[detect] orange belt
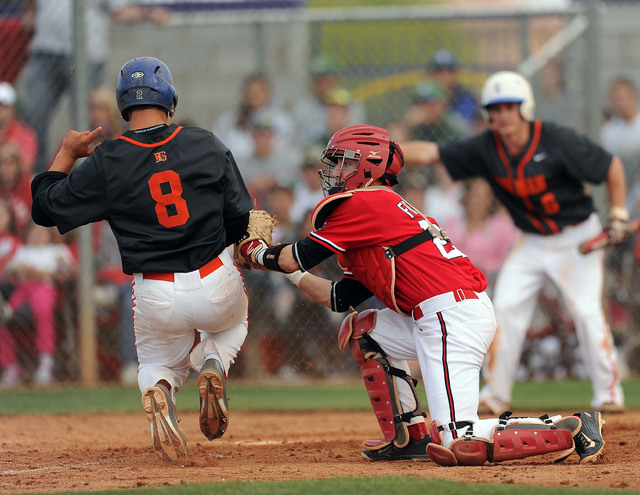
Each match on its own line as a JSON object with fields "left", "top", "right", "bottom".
{"left": 143, "top": 257, "right": 223, "bottom": 282}
{"left": 412, "top": 289, "right": 479, "bottom": 320}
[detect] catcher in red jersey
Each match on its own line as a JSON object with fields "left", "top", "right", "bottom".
{"left": 31, "top": 57, "right": 255, "bottom": 462}
{"left": 401, "top": 71, "right": 628, "bottom": 416}
{"left": 239, "top": 124, "right": 605, "bottom": 466}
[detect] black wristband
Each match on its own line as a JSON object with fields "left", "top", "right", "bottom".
{"left": 263, "top": 244, "right": 289, "bottom": 272}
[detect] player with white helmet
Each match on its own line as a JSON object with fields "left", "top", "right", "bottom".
{"left": 402, "top": 70, "right": 628, "bottom": 415}
{"left": 480, "top": 70, "right": 535, "bottom": 121}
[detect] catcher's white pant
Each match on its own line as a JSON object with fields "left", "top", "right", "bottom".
{"left": 370, "top": 291, "right": 496, "bottom": 448}
{"left": 481, "top": 213, "right": 624, "bottom": 410}
{"left": 131, "top": 248, "right": 248, "bottom": 393}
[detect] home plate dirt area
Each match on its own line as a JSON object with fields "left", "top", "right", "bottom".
{"left": 1, "top": 410, "right": 638, "bottom": 493}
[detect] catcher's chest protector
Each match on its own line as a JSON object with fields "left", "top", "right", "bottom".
{"left": 338, "top": 248, "right": 406, "bottom": 315}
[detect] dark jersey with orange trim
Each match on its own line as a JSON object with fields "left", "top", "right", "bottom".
{"left": 438, "top": 120, "right": 612, "bottom": 235}
{"left": 31, "top": 124, "right": 254, "bottom": 274}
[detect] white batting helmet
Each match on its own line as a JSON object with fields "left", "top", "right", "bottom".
{"left": 481, "top": 71, "right": 535, "bottom": 122}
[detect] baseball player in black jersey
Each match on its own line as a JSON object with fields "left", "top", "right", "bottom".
{"left": 31, "top": 57, "right": 255, "bottom": 461}
{"left": 402, "top": 71, "right": 628, "bottom": 415}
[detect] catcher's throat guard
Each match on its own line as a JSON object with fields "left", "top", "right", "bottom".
{"left": 338, "top": 310, "right": 423, "bottom": 447}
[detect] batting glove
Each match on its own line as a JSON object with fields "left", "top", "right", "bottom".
{"left": 240, "top": 239, "right": 269, "bottom": 265}
{"left": 607, "top": 206, "right": 630, "bottom": 246}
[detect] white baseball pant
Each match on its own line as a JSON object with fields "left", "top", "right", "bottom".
{"left": 481, "top": 213, "right": 624, "bottom": 410}
{"left": 369, "top": 290, "right": 496, "bottom": 448}
{"left": 131, "top": 248, "right": 248, "bottom": 393}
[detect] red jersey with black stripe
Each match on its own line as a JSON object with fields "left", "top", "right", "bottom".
{"left": 309, "top": 187, "right": 487, "bottom": 313}
{"left": 31, "top": 124, "right": 254, "bottom": 274}
{"left": 439, "top": 120, "right": 612, "bottom": 235}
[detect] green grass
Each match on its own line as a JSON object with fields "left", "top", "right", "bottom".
{"left": 17, "top": 476, "right": 640, "bottom": 495}
{"left": 1, "top": 378, "right": 638, "bottom": 416}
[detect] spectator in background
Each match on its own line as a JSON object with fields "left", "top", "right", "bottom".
{"left": 600, "top": 77, "right": 640, "bottom": 217}
{"left": 309, "top": 87, "right": 357, "bottom": 148}
{"left": 599, "top": 77, "right": 640, "bottom": 342}
{"left": 426, "top": 49, "right": 479, "bottom": 125}
{"left": 234, "top": 110, "right": 301, "bottom": 207}
{"left": 535, "top": 62, "right": 579, "bottom": 129}
{"left": 444, "top": 178, "right": 516, "bottom": 294}
{"left": 0, "top": 222, "right": 75, "bottom": 387}
{"left": 0, "top": 197, "right": 21, "bottom": 296}
{"left": 83, "top": 86, "right": 135, "bottom": 384}
{"left": 291, "top": 53, "right": 365, "bottom": 146}
{"left": 88, "top": 86, "right": 126, "bottom": 142}
{"left": 290, "top": 145, "right": 325, "bottom": 225}
{"left": 0, "top": 1, "right": 33, "bottom": 84}
{"left": 214, "top": 74, "right": 294, "bottom": 166}
{"left": 0, "top": 82, "right": 37, "bottom": 172}
{"left": 399, "top": 80, "right": 472, "bottom": 143}
{"left": 0, "top": 142, "right": 32, "bottom": 237}
{"left": 397, "top": 165, "right": 464, "bottom": 234}
{"left": 46, "top": 86, "right": 126, "bottom": 169}
{"left": 20, "top": 0, "right": 171, "bottom": 173}
{"left": 94, "top": 221, "right": 137, "bottom": 384}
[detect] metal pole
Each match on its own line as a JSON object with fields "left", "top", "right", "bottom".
{"left": 72, "top": 0, "right": 97, "bottom": 386}
{"left": 584, "top": 0, "right": 601, "bottom": 141}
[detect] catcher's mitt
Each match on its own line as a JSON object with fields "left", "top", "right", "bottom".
{"left": 234, "top": 209, "right": 278, "bottom": 269}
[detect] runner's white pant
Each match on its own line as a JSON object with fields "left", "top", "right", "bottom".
{"left": 132, "top": 249, "right": 248, "bottom": 394}
{"left": 481, "top": 213, "right": 624, "bottom": 409}
{"left": 370, "top": 291, "right": 496, "bottom": 447}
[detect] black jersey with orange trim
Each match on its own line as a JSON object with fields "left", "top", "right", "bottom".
{"left": 438, "top": 120, "right": 612, "bottom": 235}
{"left": 31, "top": 124, "right": 254, "bottom": 274}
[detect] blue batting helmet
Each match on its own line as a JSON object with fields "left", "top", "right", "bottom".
{"left": 116, "top": 57, "right": 178, "bottom": 122}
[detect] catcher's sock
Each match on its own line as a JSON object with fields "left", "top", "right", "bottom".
{"left": 408, "top": 421, "right": 428, "bottom": 441}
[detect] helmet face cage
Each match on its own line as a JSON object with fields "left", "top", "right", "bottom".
{"left": 480, "top": 71, "right": 535, "bottom": 122}
{"left": 318, "top": 125, "right": 401, "bottom": 197}
{"left": 116, "top": 57, "right": 178, "bottom": 122}
{"left": 319, "top": 147, "right": 360, "bottom": 197}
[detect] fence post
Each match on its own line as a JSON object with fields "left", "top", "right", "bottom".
{"left": 72, "top": 0, "right": 98, "bottom": 386}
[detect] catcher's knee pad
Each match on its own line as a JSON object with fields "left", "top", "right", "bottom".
{"left": 338, "top": 310, "right": 423, "bottom": 447}
{"left": 442, "top": 412, "right": 575, "bottom": 466}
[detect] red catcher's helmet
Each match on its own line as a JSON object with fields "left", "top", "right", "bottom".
{"left": 319, "top": 125, "right": 404, "bottom": 196}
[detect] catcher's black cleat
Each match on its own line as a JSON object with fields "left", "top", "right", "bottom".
{"left": 361, "top": 436, "right": 431, "bottom": 461}
{"left": 573, "top": 411, "right": 605, "bottom": 464}
{"left": 142, "top": 383, "right": 188, "bottom": 462}
{"left": 198, "top": 358, "right": 229, "bottom": 441}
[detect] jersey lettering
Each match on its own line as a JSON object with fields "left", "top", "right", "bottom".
{"left": 148, "top": 170, "right": 190, "bottom": 228}
{"left": 396, "top": 200, "right": 419, "bottom": 219}
{"left": 433, "top": 237, "right": 466, "bottom": 260}
{"left": 418, "top": 218, "right": 466, "bottom": 260}
{"left": 541, "top": 192, "right": 560, "bottom": 215}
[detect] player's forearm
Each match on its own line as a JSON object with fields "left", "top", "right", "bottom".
{"left": 606, "top": 156, "right": 628, "bottom": 212}
{"left": 284, "top": 271, "right": 333, "bottom": 308}
{"left": 276, "top": 245, "right": 300, "bottom": 272}
{"left": 399, "top": 141, "right": 441, "bottom": 166}
{"left": 49, "top": 148, "right": 77, "bottom": 174}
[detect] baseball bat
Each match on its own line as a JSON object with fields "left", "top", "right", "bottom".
{"left": 578, "top": 218, "right": 640, "bottom": 254}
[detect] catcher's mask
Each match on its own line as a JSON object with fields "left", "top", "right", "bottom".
{"left": 319, "top": 125, "right": 404, "bottom": 197}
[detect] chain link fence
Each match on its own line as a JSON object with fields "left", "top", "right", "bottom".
{"left": 1, "top": 0, "right": 639, "bottom": 386}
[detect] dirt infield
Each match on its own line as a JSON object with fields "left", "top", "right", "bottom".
{"left": 1, "top": 409, "right": 639, "bottom": 493}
